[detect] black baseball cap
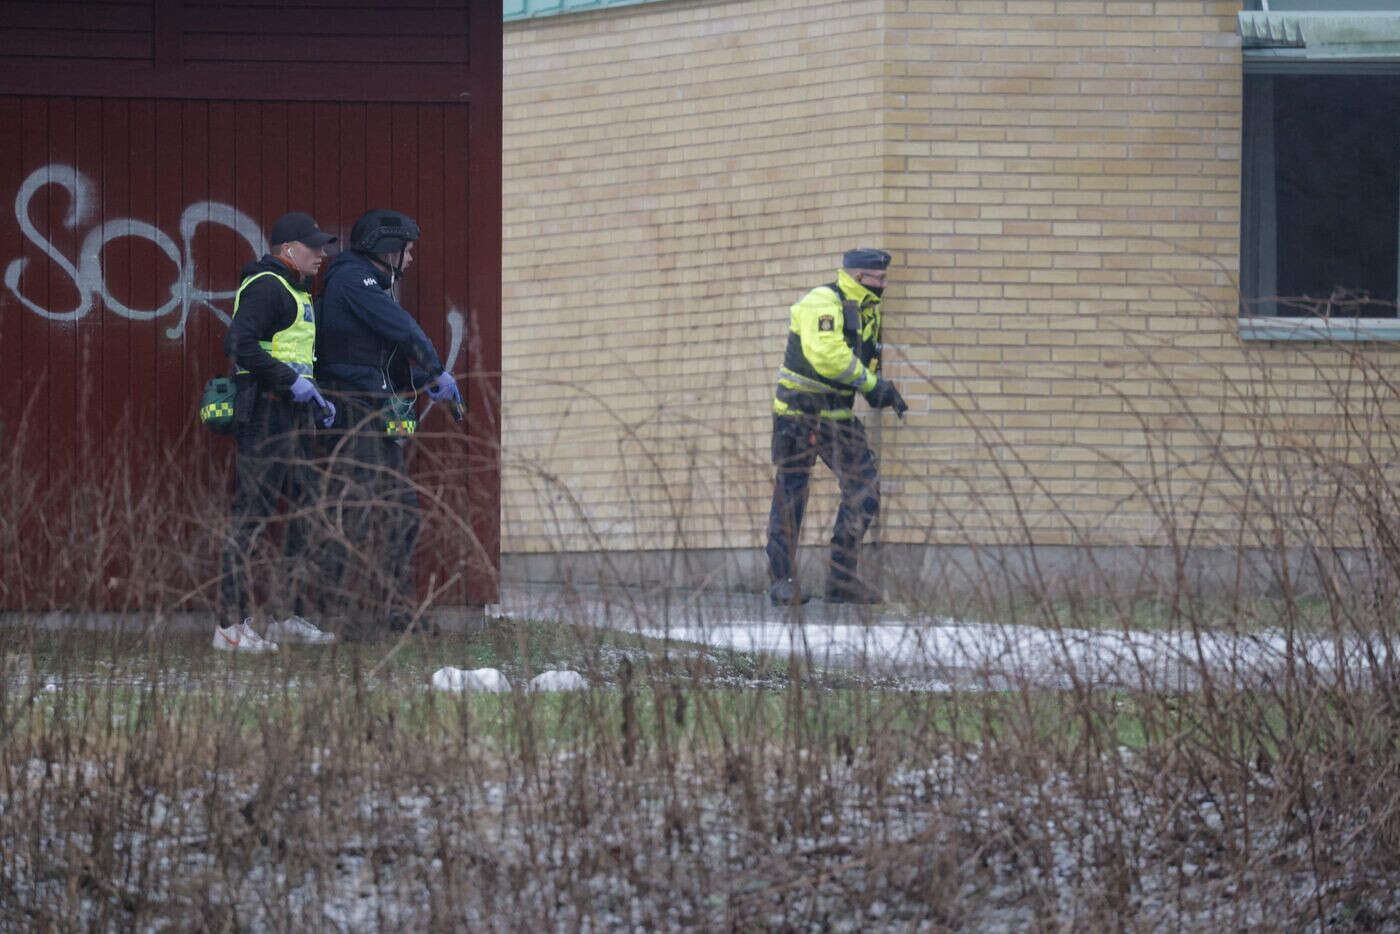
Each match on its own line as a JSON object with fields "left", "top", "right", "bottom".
{"left": 268, "top": 212, "right": 337, "bottom": 248}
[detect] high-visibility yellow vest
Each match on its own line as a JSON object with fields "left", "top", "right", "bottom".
{"left": 231, "top": 271, "right": 316, "bottom": 376}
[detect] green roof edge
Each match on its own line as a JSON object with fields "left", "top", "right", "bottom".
{"left": 505, "top": 0, "right": 662, "bottom": 23}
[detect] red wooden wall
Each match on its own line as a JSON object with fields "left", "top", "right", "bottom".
{"left": 0, "top": 2, "right": 502, "bottom": 610}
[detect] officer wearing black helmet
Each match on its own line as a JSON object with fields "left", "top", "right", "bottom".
{"left": 765, "top": 248, "right": 908, "bottom": 607}
{"left": 313, "top": 209, "right": 462, "bottom": 637}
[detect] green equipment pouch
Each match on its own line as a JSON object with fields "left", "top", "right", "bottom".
{"left": 384, "top": 394, "right": 417, "bottom": 438}
{"left": 198, "top": 376, "right": 237, "bottom": 434}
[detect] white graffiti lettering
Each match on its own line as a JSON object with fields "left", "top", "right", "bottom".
{"left": 4, "top": 163, "right": 265, "bottom": 339}
{"left": 4, "top": 164, "right": 95, "bottom": 322}
{"left": 4, "top": 163, "right": 468, "bottom": 382}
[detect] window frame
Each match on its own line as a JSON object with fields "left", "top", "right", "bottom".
{"left": 1239, "top": 58, "right": 1400, "bottom": 342}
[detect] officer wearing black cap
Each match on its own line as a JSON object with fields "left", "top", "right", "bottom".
{"left": 216, "top": 212, "right": 339, "bottom": 651}
{"left": 312, "top": 209, "right": 462, "bottom": 637}
{"left": 766, "top": 248, "right": 908, "bottom": 606}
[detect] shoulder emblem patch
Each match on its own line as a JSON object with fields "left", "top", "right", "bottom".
{"left": 363, "top": 277, "right": 378, "bottom": 287}
{"left": 818, "top": 315, "right": 835, "bottom": 332}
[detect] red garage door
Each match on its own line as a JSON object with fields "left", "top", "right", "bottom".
{"left": 0, "top": 4, "right": 502, "bottom": 612}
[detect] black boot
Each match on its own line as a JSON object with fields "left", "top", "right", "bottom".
{"left": 769, "top": 577, "right": 811, "bottom": 606}
{"left": 824, "top": 577, "right": 883, "bottom": 604}
{"left": 825, "top": 551, "right": 883, "bottom": 604}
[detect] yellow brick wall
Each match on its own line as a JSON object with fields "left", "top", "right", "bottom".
{"left": 503, "top": 0, "right": 891, "bottom": 555}
{"left": 878, "top": 0, "right": 1248, "bottom": 552}
{"left": 501, "top": 0, "right": 1400, "bottom": 562}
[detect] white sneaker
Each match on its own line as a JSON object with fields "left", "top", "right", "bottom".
{"left": 213, "top": 619, "right": 279, "bottom": 654}
{"left": 265, "top": 615, "right": 336, "bottom": 645}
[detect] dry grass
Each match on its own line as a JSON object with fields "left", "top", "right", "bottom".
{"left": 3, "top": 346, "right": 1400, "bottom": 931}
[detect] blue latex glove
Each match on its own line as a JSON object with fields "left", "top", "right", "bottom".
{"left": 289, "top": 375, "right": 323, "bottom": 404}
{"left": 289, "top": 375, "right": 335, "bottom": 427}
{"left": 426, "top": 370, "right": 462, "bottom": 405}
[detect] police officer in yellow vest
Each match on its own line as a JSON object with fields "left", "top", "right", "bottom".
{"left": 766, "top": 248, "right": 908, "bottom": 607}
{"left": 215, "top": 212, "right": 339, "bottom": 653}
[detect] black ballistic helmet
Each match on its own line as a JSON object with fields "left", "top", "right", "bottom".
{"left": 350, "top": 209, "right": 421, "bottom": 256}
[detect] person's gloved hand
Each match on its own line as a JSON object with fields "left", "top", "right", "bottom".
{"left": 289, "top": 375, "right": 336, "bottom": 427}
{"left": 864, "top": 378, "right": 908, "bottom": 417}
{"left": 426, "top": 370, "right": 462, "bottom": 405}
{"left": 290, "top": 375, "right": 328, "bottom": 406}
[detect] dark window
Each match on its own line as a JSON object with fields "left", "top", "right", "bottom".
{"left": 1241, "top": 72, "right": 1400, "bottom": 318}
{"left": 1243, "top": 0, "right": 1400, "bottom": 9}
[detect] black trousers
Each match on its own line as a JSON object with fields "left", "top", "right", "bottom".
{"left": 219, "top": 391, "right": 319, "bottom": 623}
{"left": 764, "top": 413, "right": 880, "bottom": 585}
{"left": 308, "top": 386, "right": 421, "bottom": 626}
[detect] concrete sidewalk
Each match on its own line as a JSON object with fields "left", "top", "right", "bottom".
{"left": 0, "top": 581, "right": 902, "bottom": 636}
{"left": 492, "top": 580, "right": 905, "bottom": 629}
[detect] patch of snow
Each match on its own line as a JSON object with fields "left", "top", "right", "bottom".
{"left": 637, "top": 618, "right": 1383, "bottom": 692}
{"left": 529, "top": 669, "right": 589, "bottom": 692}
{"left": 430, "top": 666, "right": 509, "bottom": 692}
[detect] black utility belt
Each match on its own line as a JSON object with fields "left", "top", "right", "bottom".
{"left": 776, "top": 384, "right": 853, "bottom": 414}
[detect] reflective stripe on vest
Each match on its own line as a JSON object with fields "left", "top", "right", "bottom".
{"left": 232, "top": 271, "right": 316, "bottom": 377}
